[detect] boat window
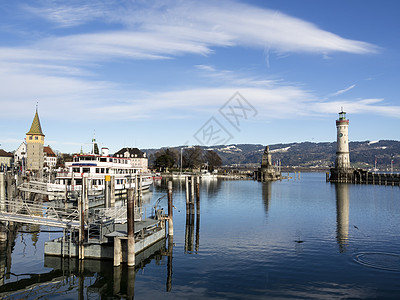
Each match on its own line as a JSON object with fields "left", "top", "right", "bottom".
{"left": 100, "top": 158, "right": 107, "bottom": 162}
{"left": 72, "top": 168, "right": 80, "bottom": 173}
{"left": 82, "top": 168, "right": 90, "bottom": 173}
{"left": 96, "top": 168, "right": 100, "bottom": 173}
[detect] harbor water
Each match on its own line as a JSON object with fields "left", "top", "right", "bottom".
{"left": 1, "top": 172, "right": 400, "bottom": 299}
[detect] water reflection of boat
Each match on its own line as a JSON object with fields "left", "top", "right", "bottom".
{"left": 200, "top": 170, "right": 217, "bottom": 179}
{"left": 152, "top": 173, "right": 162, "bottom": 180}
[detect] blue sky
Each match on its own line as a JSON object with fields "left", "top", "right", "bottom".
{"left": 1, "top": 0, "right": 399, "bottom": 154}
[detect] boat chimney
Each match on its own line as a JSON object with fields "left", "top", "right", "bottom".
{"left": 101, "top": 147, "right": 109, "bottom": 156}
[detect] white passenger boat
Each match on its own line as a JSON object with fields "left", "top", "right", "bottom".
{"left": 50, "top": 147, "right": 152, "bottom": 193}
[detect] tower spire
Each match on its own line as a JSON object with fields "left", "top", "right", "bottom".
{"left": 27, "top": 106, "right": 44, "bottom": 136}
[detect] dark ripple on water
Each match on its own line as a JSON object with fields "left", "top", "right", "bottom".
{"left": 354, "top": 252, "right": 400, "bottom": 272}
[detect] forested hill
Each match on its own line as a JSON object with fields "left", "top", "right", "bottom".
{"left": 144, "top": 140, "right": 400, "bottom": 170}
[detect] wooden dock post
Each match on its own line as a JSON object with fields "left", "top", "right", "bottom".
{"left": 110, "top": 175, "right": 115, "bottom": 207}
{"left": 139, "top": 174, "right": 143, "bottom": 202}
{"left": 64, "top": 179, "right": 68, "bottom": 209}
{"left": 196, "top": 176, "right": 200, "bottom": 215}
{"left": 127, "top": 188, "right": 135, "bottom": 267}
{"left": 114, "top": 237, "right": 122, "bottom": 267}
{"left": 78, "top": 190, "right": 85, "bottom": 260}
{"left": 166, "top": 235, "right": 173, "bottom": 292}
{"left": 0, "top": 173, "right": 5, "bottom": 211}
{"left": 105, "top": 175, "right": 111, "bottom": 208}
{"left": 83, "top": 177, "right": 89, "bottom": 216}
{"left": 135, "top": 175, "right": 139, "bottom": 204}
{"left": 190, "top": 176, "right": 195, "bottom": 215}
{"left": 185, "top": 176, "right": 189, "bottom": 215}
{"left": 168, "top": 181, "right": 174, "bottom": 236}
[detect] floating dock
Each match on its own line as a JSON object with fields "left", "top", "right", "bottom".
{"left": 44, "top": 217, "right": 166, "bottom": 261}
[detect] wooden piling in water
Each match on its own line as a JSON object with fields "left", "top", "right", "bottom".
{"left": 114, "top": 237, "right": 121, "bottom": 267}
{"left": 127, "top": 188, "right": 135, "bottom": 267}
{"left": 105, "top": 175, "right": 111, "bottom": 208}
{"left": 0, "top": 173, "right": 5, "bottom": 211}
{"left": 83, "top": 177, "right": 89, "bottom": 216}
{"left": 110, "top": 175, "right": 115, "bottom": 207}
{"left": 196, "top": 176, "right": 200, "bottom": 215}
{"left": 168, "top": 181, "right": 174, "bottom": 236}
{"left": 79, "top": 190, "right": 85, "bottom": 260}
{"left": 139, "top": 174, "right": 143, "bottom": 202}
{"left": 185, "top": 176, "right": 189, "bottom": 215}
{"left": 167, "top": 236, "right": 173, "bottom": 292}
{"left": 190, "top": 177, "right": 195, "bottom": 206}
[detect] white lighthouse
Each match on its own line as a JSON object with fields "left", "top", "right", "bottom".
{"left": 335, "top": 109, "right": 350, "bottom": 169}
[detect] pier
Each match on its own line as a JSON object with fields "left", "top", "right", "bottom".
{"left": 0, "top": 171, "right": 169, "bottom": 266}
{"left": 328, "top": 169, "right": 400, "bottom": 186}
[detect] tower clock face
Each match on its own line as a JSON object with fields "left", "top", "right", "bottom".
{"left": 339, "top": 133, "right": 343, "bottom": 137}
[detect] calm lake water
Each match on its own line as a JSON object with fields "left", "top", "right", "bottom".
{"left": 1, "top": 172, "right": 400, "bottom": 299}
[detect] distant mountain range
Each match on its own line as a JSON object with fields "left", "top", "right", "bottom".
{"left": 144, "top": 140, "right": 400, "bottom": 170}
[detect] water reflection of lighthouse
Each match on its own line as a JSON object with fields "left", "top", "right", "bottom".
{"left": 335, "top": 183, "right": 350, "bottom": 253}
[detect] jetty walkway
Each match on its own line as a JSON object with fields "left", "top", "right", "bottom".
{"left": 0, "top": 199, "right": 80, "bottom": 228}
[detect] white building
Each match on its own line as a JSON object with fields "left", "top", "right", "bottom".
{"left": 14, "top": 142, "right": 27, "bottom": 167}
{"left": 44, "top": 146, "right": 57, "bottom": 169}
{"left": 113, "top": 147, "right": 148, "bottom": 172}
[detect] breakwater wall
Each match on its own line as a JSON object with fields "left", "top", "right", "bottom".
{"left": 328, "top": 168, "right": 400, "bottom": 186}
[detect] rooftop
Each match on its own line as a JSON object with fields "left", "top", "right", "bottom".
{"left": 27, "top": 110, "right": 45, "bottom": 136}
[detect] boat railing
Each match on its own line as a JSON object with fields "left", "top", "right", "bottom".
{"left": 56, "top": 171, "right": 73, "bottom": 177}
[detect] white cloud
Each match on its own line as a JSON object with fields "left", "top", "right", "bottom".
{"left": 313, "top": 98, "right": 400, "bottom": 118}
{"left": 330, "top": 84, "right": 356, "bottom": 97}
{"left": 16, "top": 0, "right": 377, "bottom": 68}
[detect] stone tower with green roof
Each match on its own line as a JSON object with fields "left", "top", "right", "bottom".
{"left": 26, "top": 108, "right": 45, "bottom": 173}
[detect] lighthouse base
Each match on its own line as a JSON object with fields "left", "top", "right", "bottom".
{"left": 329, "top": 168, "right": 354, "bottom": 183}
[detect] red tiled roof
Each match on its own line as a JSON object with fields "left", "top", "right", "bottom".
{"left": 0, "top": 149, "right": 13, "bottom": 157}
{"left": 44, "top": 146, "right": 56, "bottom": 157}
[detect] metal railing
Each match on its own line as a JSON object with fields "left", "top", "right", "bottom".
{"left": 91, "top": 206, "right": 143, "bottom": 224}
{"left": 0, "top": 199, "right": 80, "bottom": 228}
{"left": 18, "top": 181, "right": 65, "bottom": 194}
